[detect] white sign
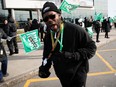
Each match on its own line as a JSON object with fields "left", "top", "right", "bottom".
{"left": 66, "top": 0, "right": 94, "bottom": 7}
{"left": 3, "top": 0, "right": 54, "bottom": 9}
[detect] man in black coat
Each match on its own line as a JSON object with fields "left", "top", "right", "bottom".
{"left": 94, "top": 20, "right": 100, "bottom": 42}
{"left": 38, "top": 2, "right": 97, "bottom": 87}
{"left": 7, "top": 14, "right": 19, "bottom": 55}
{"left": 102, "top": 17, "right": 110, "bottom": 38}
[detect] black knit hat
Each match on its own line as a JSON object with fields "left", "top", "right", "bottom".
{"left": 41, "top": 2, "right": 61, "bottom": 16}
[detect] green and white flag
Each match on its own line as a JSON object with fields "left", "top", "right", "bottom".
{"left": 94, "top": 12, "right": 103, "bottom": 21}
{"left": 113, "top": 16, "right": 116, "bottom": 22}
{"left": 19, "top": 29, "right": 41, "bottom": 53}
{"left": 86, "top": 27, "right": 93, "bottom": 38}
{"left": 59, "top": 0, "right": 80, "bottom": 14}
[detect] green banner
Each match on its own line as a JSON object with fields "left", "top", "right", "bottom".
{"left": 94, "top": 12, "right": 103, "bottom": 21}
{"left": 19, "top": 29, "right": 41, "bottom": 53}
{"left": 87, "top": 27, "right": 93, "bottom": 38}
{"left": 113, "top": 16, "right": 116, "bottom": 22}
{"left": 59, "top": 0, "right": 80, "bottom": 14}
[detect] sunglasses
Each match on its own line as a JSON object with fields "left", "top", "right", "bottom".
{"left": 43, "top": 14, "right": 56, "bottom": 22}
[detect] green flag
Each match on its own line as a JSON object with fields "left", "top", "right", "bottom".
{"left": 86, "top": 27, "right": 93, "bottom": 38}
{"left": 19, "top": 29, "right": 41, "bottom": 53}
{"left": 109, "top": 18, "right": 114, "bottom": 23}
{"left": 113, "top": 16, "right": 116, "bottom": 22}
{"left": 94, "top": 12, "right": 103, "bottom": 21}
{"left": 59, "top": 0, "right": 80, "bottom": 14}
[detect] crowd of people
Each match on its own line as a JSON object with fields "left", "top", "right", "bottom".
{"left": 24, "top": 14, "right": 113, "bottom": 44}
{"left": 75, "top": 16, "right": 112, "bottom": 43}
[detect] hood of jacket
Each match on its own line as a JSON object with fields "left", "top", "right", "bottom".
{"left": 8, "top": 17, "right": 14, "bottom": 23}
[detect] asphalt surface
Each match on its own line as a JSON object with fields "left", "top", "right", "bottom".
{"left": 0, "top": 28, "right": 116, "bottom": 87}
{"left": 13, "top": 39, "right": 116, "bottom": 87}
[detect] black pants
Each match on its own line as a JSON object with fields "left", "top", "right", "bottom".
{"left": 105, "top": 32, "right": 109, "bottom": 38}
{"left": 40, "top": 32, "right": 43, "bottom": 41}
{"left": 7, "top": 37, "right": 18, "bottom": 54}
{"left": 1, "top": 56, "right": 8, "bottom": 75}
{"left": 96, "top": 32, "right": 100, "bottom": 41}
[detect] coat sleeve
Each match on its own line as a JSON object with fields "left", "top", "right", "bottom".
{"left": 74, "top": 26, "right": 97, "bottom": 60}
{"left": 0, "top": 28, "right": 7, "bottom": 39}
{"left": 41, "top": 31, "right": 52, "bottom": 69}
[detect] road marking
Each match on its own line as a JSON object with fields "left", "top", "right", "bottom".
{"left": 24, "top": 77, "right": 58, "bottom": 87}
{"left": 24, "top": 70, "right": 116, "bottom": 87}
{"left": 96, "top": 51, "right": 116, "bottom": 72}
{"left": 24, "top": 50, "right": 116, "bottom": 87}
{"left": 97, "top": 49, "right": 116, "bottom": 52}
{"left": 88, "top": 71, "right": 116, "bottom": 76}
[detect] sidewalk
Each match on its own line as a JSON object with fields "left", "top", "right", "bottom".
{"left": 0, "top": 28, "right": 116, "bottom": 87}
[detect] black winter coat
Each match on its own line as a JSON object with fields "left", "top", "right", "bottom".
{"left": 94, "top": 21, "right": 100, "bottom": 33}
{"left": 7, "top": 17, "right": 17, "bottom": 37}
{"left": 42, "top": 22, "right": 97, "bottom": 86}
{"left": 3, "top": 24, "right": 9, "bottom": 35}
{"left": 102, "top": 19, "right": 110, "bottom": 32}
{"left": 0, "top": 28, "right": 7, "bottom": 61}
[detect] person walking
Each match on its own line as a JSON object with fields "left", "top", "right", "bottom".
{"left": 24, "top": 18, "right": 32, "bottom": 32}
{"left": 94, "top": 20, "right": 101, "bottom": 42}
{"left": 2, "top": 19, "right": 9, "bottom": 35}
{"left": 7, "top": 14, "right": 19, "bottom": 55}
{"left": 102, "top": 17, "right": 110, "bottom": 38}
{"left": 29, "top": 19, "right": 40, "bottom": 36}
{"left": 2, "top": 19, "right": 9, "bottom": 48}
{"left": 0, "top": 28, "right": 9, "bottom": 82}
{"left": 39, "top": 19, "right": 46, "bottom": 42}
{"left": 38, "top": 2, "right": 97, "bottom": 87}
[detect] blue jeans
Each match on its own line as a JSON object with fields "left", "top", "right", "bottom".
{"left": 0, "top": 71, "right": 3, "bottom": 80}
{"left": 0, "top": 56, "right": 8, "bottom": 77}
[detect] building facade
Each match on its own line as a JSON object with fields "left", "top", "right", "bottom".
{"left": 0, "top": 0, "right": 108, "bottom": 23}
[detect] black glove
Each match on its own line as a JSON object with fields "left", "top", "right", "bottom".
{"left": 54, "top": 52, "right": 73, "bottom": 58}
{"left": 63, "top": 51, "right": 73, "bottom": 59}
{"left": 53, "top": 51, "right": 80, "bottom": 61}
{"left": 63, "top": 51, "right": 80, "bottom": 61}
{"left": 38, "top": 65, "right": 51, "bottom": 78}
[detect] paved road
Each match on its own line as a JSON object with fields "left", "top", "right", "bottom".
{"left": 12, "top": 40, "right": 116, "bottom": 87}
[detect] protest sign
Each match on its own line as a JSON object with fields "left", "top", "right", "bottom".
{"left": 20, "top": 29, "right": 41, "bottom": 53}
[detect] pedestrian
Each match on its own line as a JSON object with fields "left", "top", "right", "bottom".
{"left": 2, "top": 19, "right": 9, "bottom": 35}
{"left": 29, "top": 19, "right": 40, "bottom": 36}
{"left": 24, "top": 18, "right": 32, "bottom": 32}
{"left": 94, "top": 20, "right": 100, "bottom": 42}
{"left": 38, "top": 2, "right": 97, "bottom": 87}
{"left": 39, "top": 19, "right": 46, "bottom": 42}
{"left": 78, "top": 18, "right": 85, "bottom": 28}
{"left": 75, "top": 18, "right": 80, "bottom": 25}
{"left": 7, "top": 14, "right": 19, "bottom": 55}
{"left": 102, "top": 17, "right": 110, "bottom": 38}
{"left": 2, "top": 19, "right": 10, "bottom": 48}
{"left": 29, "top": 19, "right": 39, "bottom": 31}
{"left": 0, "top": 28, "right": 9, "bottom": 82}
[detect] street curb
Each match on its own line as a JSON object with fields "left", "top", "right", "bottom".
{"left": 0, "top": 69, "right": 38, "bottom": 87}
